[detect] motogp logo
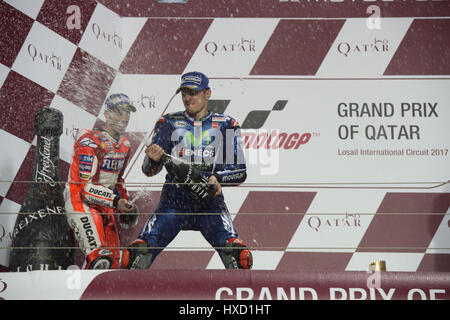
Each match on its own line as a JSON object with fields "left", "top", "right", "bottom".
{"left": 208, "top": 99, "right": 313, "bottom": 150}
{"left": 209, "top": 99, "right": 288, "bottom": 130}
{"left": 242, "top": 130, "right": 311, "bottom": 150}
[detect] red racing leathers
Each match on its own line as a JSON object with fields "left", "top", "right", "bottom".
{"left": 65, "top": 129, "right": 131, "bottom": 269}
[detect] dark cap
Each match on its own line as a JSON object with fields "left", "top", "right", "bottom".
{"left": 105, "top": 93, "right": 137, "bottom": 113}
{"left": 176, "top": 71, "right": 210, "bottom": 94}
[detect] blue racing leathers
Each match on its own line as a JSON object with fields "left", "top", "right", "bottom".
{"left": 138, "top": 111, "right": 248, "bottom": 268}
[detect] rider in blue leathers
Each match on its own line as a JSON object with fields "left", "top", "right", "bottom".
{"left": 127, "top": 72, "right": 253, "bottom": 270}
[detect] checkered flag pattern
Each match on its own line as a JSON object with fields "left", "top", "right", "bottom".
{"left": 0, "top": 0, "right": 449, "bottom": 272}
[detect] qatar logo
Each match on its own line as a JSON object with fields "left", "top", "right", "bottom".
{"left": 27, "top": 43, "right": 62, "bottom": 71}
{"left": 64, "top": 124, "right": 80, "bottom": 141}
{"left": 307, "top": 214, "right": 361, "bottom": 233}
{"left": 337, "top": 38, "right": 389, "bottom": 58}
{"left": 91, "top": 23, "right": 123, "bottom": 50}
{"left": 204, "top": 38, "right": 256, "bottom": 57}
{"left": 133, "top": 94, "right": 156, "bottom": 109}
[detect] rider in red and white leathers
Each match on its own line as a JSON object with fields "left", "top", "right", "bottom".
{"left": 65, "top": 93, "right": 138, "bottom": 269}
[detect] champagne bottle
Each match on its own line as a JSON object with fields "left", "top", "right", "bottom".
{"left": 160, "top": 153, "right": 217, "bottom": 201}
{"left": 8, "top": 107, "right": 75, "bottom": 272}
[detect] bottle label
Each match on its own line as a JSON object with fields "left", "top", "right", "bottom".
{"left": 35, "top": 136, "right": 56, "bottom": 187}
{"left": 12, "top": 206, "right": 64, "bottom": 238}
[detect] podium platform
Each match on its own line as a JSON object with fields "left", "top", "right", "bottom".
{"left": 0, "top": 269, "right": 448, "bottom": 300}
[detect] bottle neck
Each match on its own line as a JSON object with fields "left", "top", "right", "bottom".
{"left": 34, "top": 135, "right": 60, "bottom": 187}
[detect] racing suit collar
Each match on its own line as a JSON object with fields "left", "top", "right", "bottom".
{"left": 184, "top": 111, "right": 213, "bottom": 123}
{"left": 100, "top": 129, "right": 120, "bottom": 145}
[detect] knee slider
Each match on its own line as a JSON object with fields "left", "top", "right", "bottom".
{"left": 223, "top": 238, "right": 253, "bottom": 269}
{"left": 127, "top": 239, "right": 153, "bottom": 270}
{"left": 86, "top": 249, "right": 113, "bottom": 269}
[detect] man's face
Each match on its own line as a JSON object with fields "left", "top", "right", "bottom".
{"left": 181, "top": 88, "right": 210, "bottom": 116}
{"left": 105, "top": 109, "right": 130, "bottom": 135}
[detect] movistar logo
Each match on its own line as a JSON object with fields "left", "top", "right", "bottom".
{"left": 183, "top": 130, "right": 211, "bottom": 147}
